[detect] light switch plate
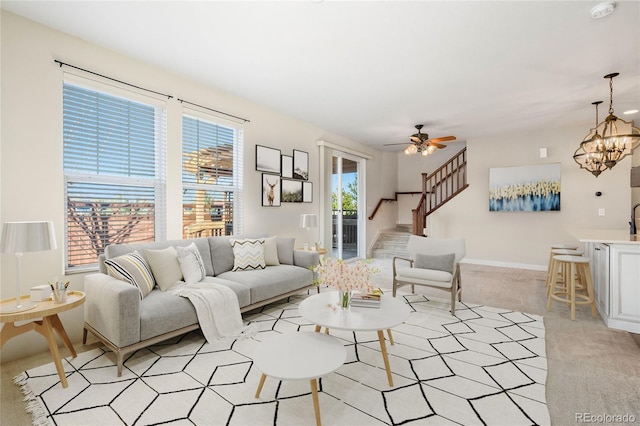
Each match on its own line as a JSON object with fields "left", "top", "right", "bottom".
{"left": 598, "top": 208, "right": 606, "bottom": 216}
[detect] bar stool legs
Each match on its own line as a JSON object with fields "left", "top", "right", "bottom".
{"left": 546, "top": 248, "right": 582, "bottom": 297}
{"left": 547, "top": 255, "right": 598, "bottom": 320}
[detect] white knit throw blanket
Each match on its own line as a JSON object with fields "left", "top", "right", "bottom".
{"left": 169, "top": 282, "right": 256, "bottom": 343}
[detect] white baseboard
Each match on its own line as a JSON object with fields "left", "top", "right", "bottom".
{"left": 461, "top": 258, "right": 547, "bottom": 271}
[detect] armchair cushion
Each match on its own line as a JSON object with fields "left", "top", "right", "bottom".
{"left": 395, "top": 266, "right": 453, "bottom": 288}
{"left": 414, "top": 253, "right": 455, "bottom": 273}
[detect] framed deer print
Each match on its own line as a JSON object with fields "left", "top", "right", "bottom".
{"left": 262, "top": 174, "right": 281, "bottom": 207}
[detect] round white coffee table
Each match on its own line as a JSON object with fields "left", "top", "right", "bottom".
{"left": 253, "top": 331, "right": 346, "bottom": 426}
{"left": 298, "top": 291, "right": 410, "bottom": 386}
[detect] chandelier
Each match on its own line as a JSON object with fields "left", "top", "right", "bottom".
{"left": 574, "top": 73, "right": 640, "bottom": 177}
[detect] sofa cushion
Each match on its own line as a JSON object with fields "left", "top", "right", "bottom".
{"left": 230, "top": 238, "right": 266, "bottom": 271}
{"left": 177, "top": 243, "right": 207, "bottom": 283}
{"left": 139, "top": 290, "right": 198, "bottom": 341}
{"left": 217, "top": 264, "right": 312, "bottom": 304}
{"left": 208, "top": 236, "right": 234, "bottom": 275}
{"left": 105, "top": 238, "right": 214, "bottom": 276}
{"left": 199, "top": 276, "right": 252, "bottom": 308}
{"left": 104, "top": 251, "right": 155, "bottom": 299}
{"left": 414, "top": 253, "right": 455, "bottom": 273}
{"left": 276, "top": 237, "right": 295, "bottom": 265}
{"left": 145, "top": 246, "right": 183, "bottom": 291}
{"left": 263, "top": 236, "right": 280, "bottom": 266}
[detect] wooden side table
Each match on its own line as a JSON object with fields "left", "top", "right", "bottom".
{"left": 297, "top": 247, "right": 328, "bottom": 256}
{"left": 0, "top": 291, "right": 85, "bottom": 388}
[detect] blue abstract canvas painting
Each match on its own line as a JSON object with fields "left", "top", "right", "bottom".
{"left": 489, "top": 163, "right": 561, "bottom": 212}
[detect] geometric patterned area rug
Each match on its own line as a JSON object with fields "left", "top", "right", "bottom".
{"left": 15, "top": 291, "right": 550, "bottom": 425}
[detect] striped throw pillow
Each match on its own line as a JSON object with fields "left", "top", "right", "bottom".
{"left": 105, "top": 251, "right": 156, "bottom": 299}
{"left": 230, "top": 238, "right": 266, "bottom": 271}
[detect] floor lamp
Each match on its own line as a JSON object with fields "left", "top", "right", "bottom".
{"left": 0, "top": 221, "right": 57, "bottom": 313}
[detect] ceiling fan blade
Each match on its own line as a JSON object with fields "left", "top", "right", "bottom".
{"left": 429, "top": 136, "right": 456, "bottom": 143}
{"left": 430, "top": 142, "right": 447, "bottom": 149}
{"left": 410, "top": 136, "right": 422, "bottom": 143}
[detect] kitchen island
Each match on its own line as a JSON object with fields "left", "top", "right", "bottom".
{"left": 575, "top": 230, "right": 640, "bottom": 334}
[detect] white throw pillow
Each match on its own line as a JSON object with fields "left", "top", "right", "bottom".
{"left": 263, "top": 236, "right": 280, "bottom": 266}
{"left": 145, "top": 246, "right": 183, "bottom": 291}
{"left": 230, "top": 238, "right": 266, "bottom": 271}
{"left": 176, "top": 243, "right": 206, "bottom": 283}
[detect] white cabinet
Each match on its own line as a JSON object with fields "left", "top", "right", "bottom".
{"left": 608, "top": 244, "right": 640, "bottom": 331}
{"left": 588, "top": 242, "right": 640, "bottom": 333}
{"left": 590, "top": 243, "right": 610, "bottom": 317}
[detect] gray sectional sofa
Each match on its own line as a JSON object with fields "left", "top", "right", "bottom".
{"left": 83, "top": 235, "right": 319, "bottom": 376}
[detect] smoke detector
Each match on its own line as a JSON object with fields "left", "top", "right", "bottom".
{"left": 590, "top": 2, "right": 615, "bottom": 19}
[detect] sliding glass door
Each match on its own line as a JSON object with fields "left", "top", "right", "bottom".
{"left": 332, "top": 153, "right": 361, "bottom": 260}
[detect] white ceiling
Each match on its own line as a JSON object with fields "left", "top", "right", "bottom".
{"left": 3, "top": 1, "right": 639, "bottom": 151}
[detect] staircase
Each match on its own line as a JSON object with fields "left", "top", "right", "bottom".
{"left": 412, "top": 147, "right": 468, "bottom": 235}
{"left": 371, "top": 224, "right": 411, "bottom": 259}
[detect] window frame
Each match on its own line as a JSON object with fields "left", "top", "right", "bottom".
{"left": 63, "top": 74, "right": 167, "bottom": 273}
{"left": 181, "top": 108, "right": 244, "bottom": 238}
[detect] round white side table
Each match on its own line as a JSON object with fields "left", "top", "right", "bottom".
{"left": 299, "top": 291, "right": 410, "bottom": 386}
{"left": 253, "top": 331, "right": 346, "bottom": 426}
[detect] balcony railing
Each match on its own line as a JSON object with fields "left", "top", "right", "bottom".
{"left": 332, "top": 209, "right": 358, "bottom": 249}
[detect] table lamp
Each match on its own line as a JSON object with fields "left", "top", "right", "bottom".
{"left": 299, "top": 214, "right": 318, "bottom": 249}
{"left": 1, "top": 221, "right": 57, "bottom": 313}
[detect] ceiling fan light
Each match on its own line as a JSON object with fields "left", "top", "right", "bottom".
{"left": 404, "top": 144, "right": 417, "bottom": 155}
{"left": 421, "top": 149, "right": 429, "bottom": 156}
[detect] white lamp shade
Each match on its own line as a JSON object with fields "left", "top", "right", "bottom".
{"left": 1, "top": 221, "right": 57, "bottom": 254}
{"left": 300, "top": 214, "right": 318, "bottom": 229}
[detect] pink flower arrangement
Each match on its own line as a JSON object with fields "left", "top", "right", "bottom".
{"left": 312, "top": 257, "right": 379, "bottom": 293}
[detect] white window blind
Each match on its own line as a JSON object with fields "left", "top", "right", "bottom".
{"left": 182, "top": 112, "right": 243, "bottom": 238}
{"left": 63, "top": 82, "right": 166, "bottom": 271}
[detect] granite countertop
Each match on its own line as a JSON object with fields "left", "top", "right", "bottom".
{"left": 574, "top": 229, "right": 640, "bottom": 244}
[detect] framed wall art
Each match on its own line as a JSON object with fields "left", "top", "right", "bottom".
{"left": 262, "top": 174, "right": 281, "bottom": 207}
{"left": 302, "top": 181, "right": 313, "bottom": 203}
{"left": 256, "top": 145, "right": 281, "bottom": 174}
{"left": 489, "top": 163, "right": 561, "bottom": 212}
{"left": 281, "top": 155, "right": 293, "bottom": 179}
{"left": 293, "top": 149, "right": 309, "bottom": 180}
{"left": 281, "top": 179, "right": 303, "bottom": 202}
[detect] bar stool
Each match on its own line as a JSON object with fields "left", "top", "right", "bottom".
{"left": 546, "top": 248, "right": 583, "bottom": 296}
{"left": 547, "top": 255, "right": 598, "bottom": 320}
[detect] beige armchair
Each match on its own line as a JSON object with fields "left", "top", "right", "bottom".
{"left": 393, "top": 236, "right": 466, "bottom": 315}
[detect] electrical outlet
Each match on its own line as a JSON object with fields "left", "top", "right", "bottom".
{"left": 598, "top": 208, "right": 606, "bottom": 216}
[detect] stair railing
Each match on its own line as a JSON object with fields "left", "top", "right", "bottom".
{"left": 368, "top": 191, "right": 421, "bottom": 220}
{"left": 412, "top": 147, "right": 468, "bottom": 235}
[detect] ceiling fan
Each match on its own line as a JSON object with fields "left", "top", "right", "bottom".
{"left": 385, "top": 124, "right": 456, "bottom": 156}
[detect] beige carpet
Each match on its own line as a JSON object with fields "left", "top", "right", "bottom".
{"left": 2, "top": 260, "right": 639, "bottom": 425}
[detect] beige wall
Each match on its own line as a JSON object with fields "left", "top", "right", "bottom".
{"left": 0, "top": 12, "right": 396, "bottom": 362}
{"left": 423, "top": 126, "right": 632, "bottom": 269}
